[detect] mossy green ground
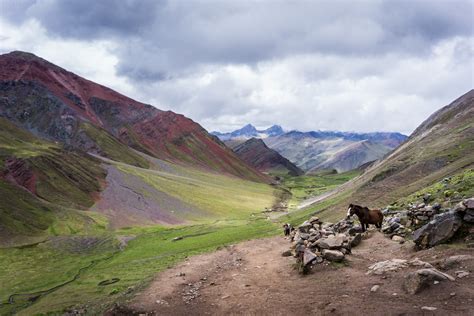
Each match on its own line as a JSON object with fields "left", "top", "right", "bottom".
{"left": 392, "top": 168, "right": 474, "bottom": 208}
{"left": 0, "top": 218, "right": 278, "bottom": 315}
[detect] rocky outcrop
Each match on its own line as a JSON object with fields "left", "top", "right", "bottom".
{"left": 380, "top": 197, "right": 474, "bottom": 249}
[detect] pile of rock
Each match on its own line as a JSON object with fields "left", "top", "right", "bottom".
{"left": 287, "top": 216, "right": 363, "bottom": 272}
{"left": 381, "top": 197, "right": 474, "bottom": 249}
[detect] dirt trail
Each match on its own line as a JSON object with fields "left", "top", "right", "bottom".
{"left": 297, "top": 189, "right": 338, "bottom": 210}
{"left": 123, "top": 231, "right": 474, "bottom": 315}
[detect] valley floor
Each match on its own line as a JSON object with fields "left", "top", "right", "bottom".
{"left": 120, "top": 231, "right": 473, "bottom": 316}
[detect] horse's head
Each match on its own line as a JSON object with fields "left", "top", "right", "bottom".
{"left": 346, "top": 203, "right": 356, "bottom": 219}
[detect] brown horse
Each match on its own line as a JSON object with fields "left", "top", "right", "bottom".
{"left": 346, "top": 204, "right": 383, "bottom": 232}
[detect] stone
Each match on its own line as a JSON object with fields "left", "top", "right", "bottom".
{"left": 348, "top": 226, "right": 363, "bottom": 235}
{"left": 453, "top": 202, "right": 466, "bottom": 213}
{"left": 463, "top": 209, "right": 474, "bottom": 223}
{"left": 309, "top": 216, "right": 320, "bottom": 224}
{"left": 403, "top": 268, "right": 454, "bottom": 294}
{"left": 321, "top": 222, "right": 334, "bottom": 229}
{"left": 298, "top": 221, "right": 313, "bottom": 233}
{"left": 391, "top": 235, "right": 405, "bottom": 243}
{"left": 440, "top": 255, "right": 474, "bottom": 269}
{"left": 370, "top": 285, "right": 380, "bottom": 292}
{"left": 299, "top": 233, "right": 310, "bottom": 240}
{"left": 455, "top": 270, "right": 469, "bottom": 278}
{"left": 303, "top": 249, "right": 319, "bottom": 266}
{"left": 322, "top": 249, "right": 344, "bottom": 262}
{"left": 316, "top": 235, "right": 344, "bottom": 250}
{"left": 412, "top": 211, "right": 463, "bottom": 249}
{"left": 172, "top": 236, "right": 183, "bottom": 241}
{"left": 367, "top": 259, "right": 408, "bottom": 275}
{"left": 464, "top": 198, "right": 474, "bottom": 209}
{"left": 416, "top": 215, "right": 429, "bottom": 221}
{"left": 281, "top": 250, "right": 293, "bottom": 257}
{"left": 409, "top": 258, "right": 433, "bottom": 268}
{"left": 350, "top": 233, "right": 362, "bottom": 247}
{"left": 421, "top": 306, "right": 437, "bottom": 311}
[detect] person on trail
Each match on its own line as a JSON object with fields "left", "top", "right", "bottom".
{"left": 283, "top": 223, "right": 292, "bottom": 236}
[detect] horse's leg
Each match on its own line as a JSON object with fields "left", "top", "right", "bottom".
{"left": 361, "top": 223, "right": 366, "bottom": 232}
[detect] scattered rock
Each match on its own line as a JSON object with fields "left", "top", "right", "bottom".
{"left": 421, "top": 306, "right": 437, "bottom": 311}
{"left": 281, "top": 250, "right": 293, "bottom": 257}
{"left": 367, "top": 259, "right": 407, "bottom": 275}
{"left": 370, "top": 285, "right": 380, "bottom": 292}
{"left": 440, "top": 255, "right": 473, "bottom": 269}
{"left": 455, "top": 270, "right": 469, "bottom": 278}
{"left": 403, "top": 268, "right": 454, "bottom": 294}
{"left": 322, "top": 249, "right": 344, "bottom": 262}
{"left": 391, "top": 235, "right": 405, "bottom": 243}
{"left": 172, "top": 236, "right": 183, "bottom": 242}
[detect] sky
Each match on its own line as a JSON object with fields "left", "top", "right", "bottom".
{"left": 0, "top": 0, "right": 472, "bottom": 135}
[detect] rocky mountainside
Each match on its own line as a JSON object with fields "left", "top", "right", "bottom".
{"left": 0, "top": 51, "right": 268, "bottom": 182}
{"left": 306, "top": 140, "right": 392, "bottom": 173}
{"left": 213, "top": 124, "right": 407, "bottom": 172}
{"left": 232, "top": 138, "right": 304, "bottom": 176}
{"left": 310, "top": 89, "right": 474, "bottom": 218}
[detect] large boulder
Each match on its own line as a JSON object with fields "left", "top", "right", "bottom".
{"left": 322, "top": 249, "right": 344, "bottom": 262}
{"left": 412, "top": 211, "right": 463, "bottom": 249}
{"left": 315, "top": 235, "right": 345, "bottom": 250}
{"left": 403, "top": 268, "right": 454, "bottom": 294}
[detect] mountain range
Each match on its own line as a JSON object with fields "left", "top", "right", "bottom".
{"left": 212, "top": 124, "right": 407, "bottom": 173}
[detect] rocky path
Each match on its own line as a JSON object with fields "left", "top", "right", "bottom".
{"left": 119, "top": 231, "right": 474, "bottom": 315}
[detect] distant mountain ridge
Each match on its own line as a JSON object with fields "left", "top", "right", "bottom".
{"left": 232, "top": 138, "right": 304, "bottom": 176}
{"left": 212, "top": 124, "right": 407, "bottom": 172}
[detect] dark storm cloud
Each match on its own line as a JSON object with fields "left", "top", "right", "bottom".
{"left": 1, "top": 0, "right": 472, "bottom": 81}
{"left": 1, "top": 0, "right": 161, "bottom": 38}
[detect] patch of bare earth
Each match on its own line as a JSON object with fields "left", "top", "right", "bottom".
{"left": 118, "top": 232, "right": 473, "bottom": 315}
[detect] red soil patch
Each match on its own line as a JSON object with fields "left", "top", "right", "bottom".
{"left": 2, "top": 157, "right": 37, "bottom": 194}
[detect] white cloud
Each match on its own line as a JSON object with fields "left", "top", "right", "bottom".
{"left": 0, "top": 18, "right": 136, "bottom": 97}
{"left": 0, "top": 1, "right": 472, "bottom": 136}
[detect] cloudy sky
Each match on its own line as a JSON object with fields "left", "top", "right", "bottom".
{"left": 0, "top": 0, "right": 472, "bottom": 134}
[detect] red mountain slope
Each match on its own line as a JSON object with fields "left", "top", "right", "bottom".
{"left": 0, "top": 51, "right": 268, "bottom": 182}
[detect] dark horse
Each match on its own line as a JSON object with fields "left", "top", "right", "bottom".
{"left": 346, "top": 204, "right": 383, "bottom": 232}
